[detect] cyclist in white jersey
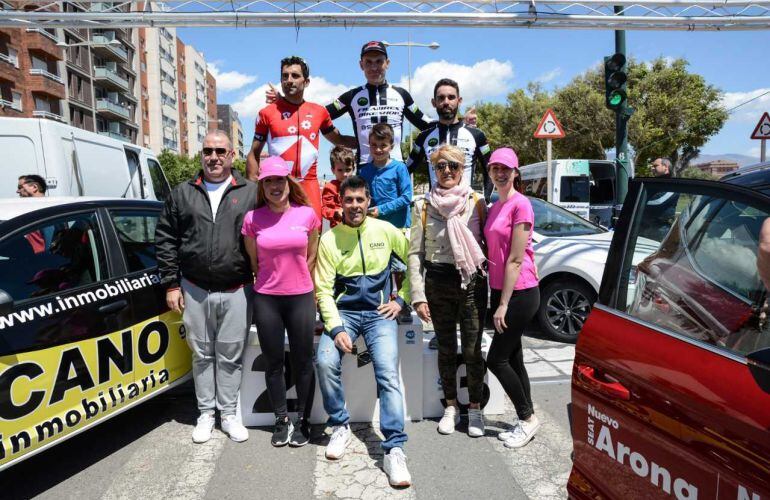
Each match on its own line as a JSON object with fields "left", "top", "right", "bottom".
{"left": 407, "top": 78, "right": 493, "bottom": 200}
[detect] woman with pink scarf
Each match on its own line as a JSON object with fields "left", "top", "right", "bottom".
{"left": 408, "top": 145, "right": 488, "bottom": 438}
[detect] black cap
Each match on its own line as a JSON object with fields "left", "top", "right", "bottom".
{"left": 360, "top": 41, "right": 388, "bottom": 58}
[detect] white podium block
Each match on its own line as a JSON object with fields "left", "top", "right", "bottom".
{"left": 237, "top": 313, "right": 424, "bottom": 427}
{"left": 422, "top": 332, "right": 506, "bottom": 419}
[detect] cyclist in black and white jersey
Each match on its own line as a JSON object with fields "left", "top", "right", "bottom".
{"left": 326, "top": 41, "right": 430, "bottom": 165}
{"left": 406, "top": 79, "right": 493, "bottom": 200}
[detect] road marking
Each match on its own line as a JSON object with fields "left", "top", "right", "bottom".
{"left": 313, "top": 423, "right": 415, "bottom": 499}
{"left": 486, "top": 400, "right": 573, "bottom": 500}
{"left": 101, "top": 419, "right": 225, "bottom": 500}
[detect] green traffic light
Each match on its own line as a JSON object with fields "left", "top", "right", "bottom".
{"left": 609, "top": 92, "right": 623, "bottom": 107}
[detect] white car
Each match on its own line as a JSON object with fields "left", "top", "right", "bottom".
{"left": 528, "top": 197, "right": 612, "bottom": 342}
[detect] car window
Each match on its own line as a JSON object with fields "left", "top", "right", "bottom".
{"left": 147, "top": 159, "right": 170, "bottom": 201}
{"left": 0, "top": 212, "right": 107, "bottom": 302}
{"left": 530, "top": 197, "right": 605, "bottom": 237}
{"left": 619, "top": 185, "right": 770, "bottom": 356}
{"left": 559, "top": 176, "right": 590, "bottom": 203}
{"left": 109, "top": 210, "right": 158, "bottom": 273}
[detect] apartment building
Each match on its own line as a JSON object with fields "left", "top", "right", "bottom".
{"left": 217, "top": 104, "right": 245, "bottom": 159}
{"left": 181, "top": 42, "right": 209, "bottom": 156}
{"left": 0, "top": 2, "right": 141, "bottom": 144}
{"left": 0, "top": 22, "right": 67, "bottom": 123}
{"left": 140, "top": 25, "right": 181, "bottom": 153}
{"left": 206, "top": 70, "right": 217, "bottom": 133}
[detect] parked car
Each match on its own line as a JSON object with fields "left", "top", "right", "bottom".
{"left": 568, "top": 176, "right": 770, "bottom": 499}
{"left": 0, "top": 197, "right": 191, "bottom": 471}
{"left": 1, "top": 118, "right": 170, "bottom": 201}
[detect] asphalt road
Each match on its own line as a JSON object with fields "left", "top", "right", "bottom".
{"left": 0, "top": 328, "right": 575, "bottom": 500}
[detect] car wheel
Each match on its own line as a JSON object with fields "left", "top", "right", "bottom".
{"left": 538, "top": 279, "right": 597, "bottom": 343}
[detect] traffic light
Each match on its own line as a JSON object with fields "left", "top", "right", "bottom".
{"left": 604, "top": 53, "right": 627, "bottom": 111}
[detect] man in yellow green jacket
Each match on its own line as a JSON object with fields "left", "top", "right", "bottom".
{"left": 314, "top": 175, "right": 413, "bottom": 487}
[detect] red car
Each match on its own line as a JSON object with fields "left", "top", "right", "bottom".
{"left": 569, "top": 176, "right": 770, "bottom": 499}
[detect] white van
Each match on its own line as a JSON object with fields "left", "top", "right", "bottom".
{"left": 1, "top": 118, "right": 170, "bottom": 201}
{"left": 520, "top": 159, "right": 622, "bottom": 227}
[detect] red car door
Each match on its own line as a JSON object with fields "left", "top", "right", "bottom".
{"left": 569, "top": 178, "right": 770, "bottom": 500}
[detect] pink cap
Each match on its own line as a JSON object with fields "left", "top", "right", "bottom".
{"left": 258, "top": 156, "right": 291, "bottom": 180}
{"left": 488, "top": 148, "right": 519, "bottom": 170}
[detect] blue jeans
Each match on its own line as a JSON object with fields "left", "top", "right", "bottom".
{"left": 315, "top": 310, "right": 407, "bottom": 452}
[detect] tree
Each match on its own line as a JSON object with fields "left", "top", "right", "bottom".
{"left": 474, "top": 57, "right": 728, "bottom": 177}
{"left": 158, "top": 150, "right": 199, "bottom": 187}
{"left": 679, "top": 166, "right": 718, "bottom": 181}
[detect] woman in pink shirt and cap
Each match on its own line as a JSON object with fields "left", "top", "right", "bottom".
{"left": 483, "top": 147, "right": 541, "bottom": 449}
{"left": 242, "top": 156, "right": 321, "bottom": 448}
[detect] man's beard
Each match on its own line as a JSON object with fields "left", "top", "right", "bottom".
{"left": 438, "top": 107, "right": 457, "bottom": 120}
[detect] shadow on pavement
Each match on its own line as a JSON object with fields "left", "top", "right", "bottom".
{"left": 0, "top": 382, "right": 198, "bottom": 499}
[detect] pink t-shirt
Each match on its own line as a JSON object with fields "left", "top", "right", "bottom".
{"left": 484, "top": 192, "right": 539, "bottom": 291}
{"left": 241, "top": 203, "right": 321, "bottom": 295}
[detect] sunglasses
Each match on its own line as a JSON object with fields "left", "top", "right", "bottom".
{"left": 350, "top": 345, "right": 372, "bottom": 367}
{"left": 202, "top": 147, "right": 229, "bottom": 157}
{"left": 434, "top": 161, "right": 461, "bottom": 172}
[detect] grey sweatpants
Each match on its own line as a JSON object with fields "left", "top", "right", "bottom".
{"left": 182, "top": 279, "right": 251, "bottom": 417}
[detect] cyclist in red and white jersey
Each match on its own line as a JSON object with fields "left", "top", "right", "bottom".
{"left": 246, "top": 56, "right": 356, "bottom": 219}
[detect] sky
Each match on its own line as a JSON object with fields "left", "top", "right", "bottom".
{"left": 177, "top": 26, "right": 770, "bottom": 178}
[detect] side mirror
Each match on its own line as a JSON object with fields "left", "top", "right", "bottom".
{"left": 747, "top": 347, "right": 770, "bottom": 394}
{"left": 0, "top": 288, "right": 13, "bottom": 316}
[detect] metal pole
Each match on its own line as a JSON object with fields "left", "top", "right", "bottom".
{"left": 614, "top": 6, "right": 630, "bottom": 217}
{"left": 762, "top": 139, "right": 767, "bottom": 162}
{"left": 546, "top": 138, "right": 553, "bottom": 203}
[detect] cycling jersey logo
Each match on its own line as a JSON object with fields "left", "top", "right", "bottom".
{"left": 301, "top": 120, "right": 312, "bottom": 130}
{"left": 357, "top": 97, "right": 368, "bottom": 106}
{"left": 282, "top": 111, "right": 292, "bottom": 120}
{"left": 369, "top": 241, "right": 385, "bottom": 249}
{"left": 287, "top": 126, "right": 298, "bottom": 134}
{"left": 428, "top": 138, "right": 439, "bottom": 147}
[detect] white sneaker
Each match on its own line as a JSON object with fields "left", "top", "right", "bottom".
{"left": 437, "top": 406, "right": 460, "bottom": 435}
{"left": 467, "top": 408, "right": 485, "bottom": 437}
{"left": 325, "top": 424, "right": 352, "bottom": 459}
{"left": 497, "top": 419, "right": 521, "bottom": 441}
{"left": 384, "top": 447, "right": 412, "bottom": 487}
{"left": 192, "top": 413, "right": 215, "bottom": 443}
{"left": 503, "top": 415, "right": 540, "bottom": 448}
{"left": 221, "top": 414, "right": 249, "bottom": 442}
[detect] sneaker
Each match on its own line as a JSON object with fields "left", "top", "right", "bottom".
{"left": 192, "top": 413, "right": 215, "bottom": 443}
{"left": 503, "top": 415, "right": 540, "bottom": 448}
{"left": 467, "top": 408, "right": 485, "bottom": 437}
{"left": 289, "top": 417, "right": 311, "bottom": 447}
{"left": 271, "top": 416, "right": 293, "bottom": 447}
{"left": 383, "top": 447, "right": 412, "bottom": 487}
{"left": 497, "top": 420, "right": 521, "bottom": 441}
{"left": 221, "top": 414, "right": 249, "bottom": 442}
{"left": 428, "top": 335, "right": 438, "bottom": 350}
{"left": 325, "top": 424, "right": 352, "bottom": 459}
{"left": 437, "top": 405, "right": 460, "bottom": 435}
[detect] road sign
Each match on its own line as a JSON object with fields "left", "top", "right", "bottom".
{"left": 751, "top": 112, "right": 770, "bottom": 140}
{"left": 534, "top": 109, "right": 566, "bottom": 139}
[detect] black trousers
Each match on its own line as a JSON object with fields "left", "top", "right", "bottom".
{"left": 488, "top": 287, "right": 540, "bottom": 420}
{"left": 253, "top": 291, "right": 316, "bottom": 418}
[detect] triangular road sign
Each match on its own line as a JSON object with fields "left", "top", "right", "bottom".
{"left": 751, "top": 112, "right": 770, "bottom": 140}
{"left": 533, "top": 108, "right": 565, "bottom": 139}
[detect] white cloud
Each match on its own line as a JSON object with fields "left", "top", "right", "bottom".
{"left": 395, "top": 59, "right": 515, "bottom": 115}
{"left": 232, "top": 77, "right": 350, "bottom": 129}
{"left": 536, "top": 67, "right": 562, "bottom": 84}
{"left": 721, "top": 88, "right": 770, "bottom": 123}
{"left": 208, "top": 63, "right": 258, "bottom": 93}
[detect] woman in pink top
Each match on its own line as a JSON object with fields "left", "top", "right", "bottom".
{"left": 483, "top": 147, "right": 541, "bottom": 450}
{"left": 242, "top": 156, "right": 321, "bottom": 448}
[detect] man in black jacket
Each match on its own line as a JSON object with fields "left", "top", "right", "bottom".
{"left": 155, "top": 130, "right": 258, "bottom": 444}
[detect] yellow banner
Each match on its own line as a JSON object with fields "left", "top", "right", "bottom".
{"left": 0, "top": 312, "right": 191, "bottom": 469}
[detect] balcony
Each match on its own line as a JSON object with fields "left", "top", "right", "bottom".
{"left": 0, "top": 52, "right": 19, "bottom": 68}
{"left": 99, "top": 130, "right": 130, "bottom": 142}
{"left": 92, "top": 35, "right": 128, "bottom": 61}
{"left": 33, "top": 110, "right": 64, "bottom": 121}
{"left": 94, "top": 66, "right": 128, "bottom": 91}
{"left": 0, "top": 98, "right": 22, "bottom": 112}
{"left": 26, "top": 28, "right": 59, "bottom": 43}
{"left": 30, "top": 68, "right": 64, "bottom": 85}
{"left": 96, "top": 99, "right": 130, "bottom": 120}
